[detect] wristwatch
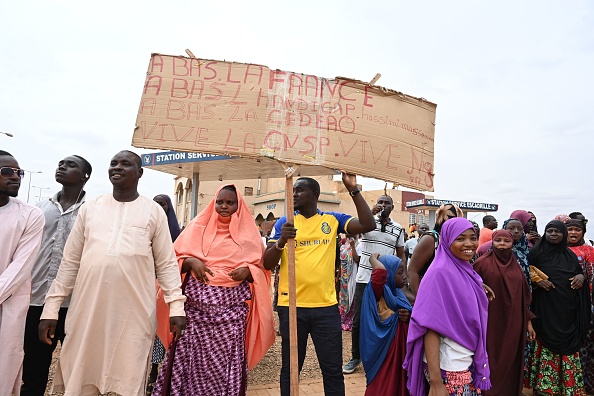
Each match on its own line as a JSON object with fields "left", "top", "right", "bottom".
{"left": 349, "top": 189, "right": 360, "bottom": 197}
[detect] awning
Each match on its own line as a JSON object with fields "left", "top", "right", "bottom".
{"left": 141, "top": 151, "right": 338, "bottom": 181}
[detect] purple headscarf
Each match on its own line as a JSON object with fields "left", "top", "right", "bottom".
{"left": 403, "top": 218, "right": 491, "bottom": 395}
{"left": 510, "top": 210, "right": 532, "bottom": 233}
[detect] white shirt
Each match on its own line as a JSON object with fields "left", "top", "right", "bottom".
{"left": 404, "top": 237, "right": 418, "bottom": 258}
{"left": 355, "top": 216, "right": 405, "bottom": 284}
{"left": 423, "top": 336, "right": 474, "bottom": 371}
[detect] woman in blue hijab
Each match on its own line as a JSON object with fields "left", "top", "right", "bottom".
{"left": 360, "top": 254, "right": 413, "bottom": 395}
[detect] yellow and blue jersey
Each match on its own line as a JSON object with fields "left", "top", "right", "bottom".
{"left": 270, "top": 210, "right": 353, "bottom": 308}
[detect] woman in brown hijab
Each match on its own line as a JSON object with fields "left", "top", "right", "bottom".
{"left": 474, "top": 230, "right": 535, "bottom": 395}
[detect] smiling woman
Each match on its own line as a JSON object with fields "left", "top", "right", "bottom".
{"left": 404, "top": 218, "right": 491, "bottom": 396}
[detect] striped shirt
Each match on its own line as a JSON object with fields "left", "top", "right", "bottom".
{"left": 30, "top": 192, "right": 86, "bottom": 306}
{"left": 355, "top": 216, "right": 404, "bottom": 283}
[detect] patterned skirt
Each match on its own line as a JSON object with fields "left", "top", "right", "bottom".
{"left": 341, "top": 308, "right": 355, "bottom": 331}
{"left": 423, "top": 363, "right": 481, "bottom": 396}
{"left": 152, "top": 278, "right": 251, "bottom": 396}
{"left": 527, "top": 339, "right": 586, "bottom": 396}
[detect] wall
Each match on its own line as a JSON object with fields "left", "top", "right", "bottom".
{"left": 172, "top": 175, "right": 429, "bottom": 235}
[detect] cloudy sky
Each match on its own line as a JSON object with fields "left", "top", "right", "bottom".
{"left": 1, "top": 0, "right": 593, "bottom": 228}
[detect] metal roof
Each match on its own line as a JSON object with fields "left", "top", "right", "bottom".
{"left": 142, "top": 151, "right": 338, "bottom": 181}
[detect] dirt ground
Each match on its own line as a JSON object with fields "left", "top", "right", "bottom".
{"left": 249, "top": 328, "right": 359, "bottom": 385}
{"left": 43, "top": 326, "right": 545, "bottom": 396}
{"left": 45, "top": 315, "right": 359, "bottom": 395}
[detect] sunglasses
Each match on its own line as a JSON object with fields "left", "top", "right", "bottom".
{"left": 0, "top": 167, "right": 25, "bottom": 179}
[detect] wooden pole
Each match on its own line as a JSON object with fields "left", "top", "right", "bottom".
{"left": 369, "top": 73, "right": 382, "bottom": 85}
{"left": 285, "top": 172, "right": 299, "bottom": 395}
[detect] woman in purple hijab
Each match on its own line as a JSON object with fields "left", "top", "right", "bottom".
{"left": 403, "top": 218, "right": 491, "bottom": 396}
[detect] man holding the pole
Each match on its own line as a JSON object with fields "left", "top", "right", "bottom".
{"left": 264, "top": 173, "right": 375, "bottom": 396}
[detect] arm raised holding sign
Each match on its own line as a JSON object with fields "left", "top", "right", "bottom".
{"left": 263, "top": 172, "right": 374, "bottom": 269}
{"left": 341, "top": 172, "right": 376, "bottom": 235}
{"left": 262, "top": 172, "right": 374, "bottom": 395}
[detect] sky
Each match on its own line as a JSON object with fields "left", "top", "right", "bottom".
{"left": 1, "top": 0, "right": 593, "bottom": 228}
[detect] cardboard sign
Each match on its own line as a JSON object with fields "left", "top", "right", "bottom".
{"left": 132, "top": 54, "right": 437, "bottom": 191}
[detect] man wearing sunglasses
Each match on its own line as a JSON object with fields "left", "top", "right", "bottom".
{"left": 21, "top": 155, "right": 92, "bottom": 396}
{"left": 0, "top": 150, "right": 45, "bottom": 396}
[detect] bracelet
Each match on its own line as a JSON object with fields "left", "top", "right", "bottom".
{"left": 349, "top": 189, "right": 360, "bottom": 197}
{"left": 274, "top": 241, "right": 286, "bottom": 251}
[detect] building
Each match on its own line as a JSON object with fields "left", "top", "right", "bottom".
{"left": 171, "top": 174, "right": 433, "bottom": 235}
{"left": 142, "top": 151, "right": 496, "bottom": 235}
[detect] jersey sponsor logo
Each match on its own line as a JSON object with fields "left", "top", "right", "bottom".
{"left": 321, "top": 222, "right": 331, "bottom": 234}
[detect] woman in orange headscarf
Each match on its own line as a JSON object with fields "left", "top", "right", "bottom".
{"left": 152, "top": 185, "right": 275, "bottom": 396}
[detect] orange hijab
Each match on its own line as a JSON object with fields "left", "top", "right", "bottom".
{"left": 155, "top": 184, "right": 274, "bottom": 370}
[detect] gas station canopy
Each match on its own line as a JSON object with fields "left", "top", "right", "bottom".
{"left": 141, "top": 151, "right": 338, "bottom": 181}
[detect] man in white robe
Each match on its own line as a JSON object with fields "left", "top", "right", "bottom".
{"left": 39, "top": 150, "right": 186, "bottom": 396}
{"left": 0, "top": 150, "right": 45, "bottom": 396}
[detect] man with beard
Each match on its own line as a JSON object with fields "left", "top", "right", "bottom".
{"left": 0, "top": 150, "right": 45, "bottom": 396}
{"left": 39, "top": 150, "right": 186, "bottom": 396}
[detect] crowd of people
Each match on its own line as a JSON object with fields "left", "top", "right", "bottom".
{"left": 2, "top": 147, "right": 593, "bottom": 396}
{"left": 339, "top": 205, "right": 593, "bottom": 396}
{"left": 0, "top": 149, "right": 373, "bottom": 396}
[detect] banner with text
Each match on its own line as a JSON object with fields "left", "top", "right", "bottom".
{"left": 132, "top": 54, "right": 437, "bottom": 191}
